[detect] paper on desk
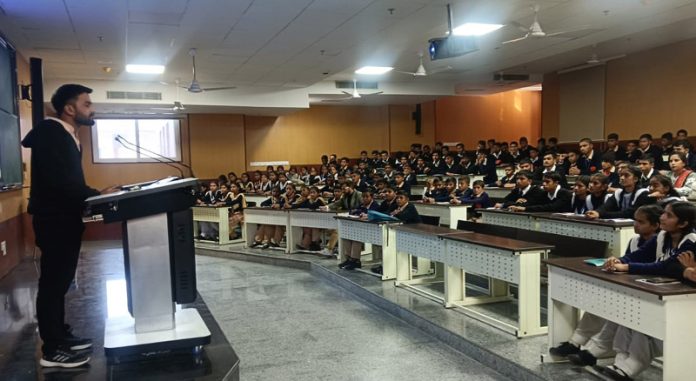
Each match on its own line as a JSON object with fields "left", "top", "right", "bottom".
{"left": 553, "top": 212, "right": 577, "bottom": 216}
{"left": 606, "top": 218, "right": 634, "bottom": 222}
{"left": 584, "top": 258, "right": 606, "bottom": 267}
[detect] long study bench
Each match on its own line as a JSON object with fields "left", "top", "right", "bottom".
{"left": 545, "top": 257, "right": 696, "bottom": 380}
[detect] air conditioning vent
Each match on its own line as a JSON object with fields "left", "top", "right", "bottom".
{"left": 493, "top": 73, "right": 529, "bottom": 82}
{"left": 106, "top": 91, "right": 162, "bottom": 100}
{"left": 335, "top": 81, "right": 378, "bottom": 90}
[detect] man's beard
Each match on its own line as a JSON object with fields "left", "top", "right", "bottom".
{"left": 75, "top": 112, "right": 95, "bottom": 126}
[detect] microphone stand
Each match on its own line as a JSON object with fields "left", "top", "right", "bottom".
{"left": 116, "top": 135, "right": 196, "bottom": 178}
{"left": 114, "top": 137, "right": 185, "bottom": 179}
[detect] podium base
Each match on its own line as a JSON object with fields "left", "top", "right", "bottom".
{"left": 104, "top": 308, "right": 211, "bottom": 358}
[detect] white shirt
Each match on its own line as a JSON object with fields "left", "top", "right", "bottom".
{"left": 46, "top": 116, "right": 80, "bottom": 150}
{"left": 547, "top": 186, "right": 561, "bottom": 200}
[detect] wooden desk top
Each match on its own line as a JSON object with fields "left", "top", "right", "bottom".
{"left": 415, "top": 201, "right": 470, "bottom": 208}
{"left": 534, "top": 213, "right": 634, "bottom": 227}
{"left": 544, "top": 257, "right": 696, "bottom": 297}
{"left": 245, "top": 206, "right": 287, "bottom": 212}
{"left": 476, "top": 208, "right": 537, "bottom": 217}
{"left": 334, "top": 215, "right": 402, "bottom": 225}
{"left": 289, "top": 208, "right": 338, "bottom": 214}
{"left": 443, "top": 232, "right": 554, "bottom": 252}
{"left": 193, "top": 205, "right": 229, "bottom": 209}
{"left": 392, "top": 223, "right": 467, "bottom": 236}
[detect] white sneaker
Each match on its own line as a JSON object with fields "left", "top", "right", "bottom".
{"left": 320, "top": 248, "right": 334, "bottom": 257}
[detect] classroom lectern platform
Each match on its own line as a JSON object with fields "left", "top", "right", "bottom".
{"left": 86, "top": 177, "right": 211, "bottom": 358}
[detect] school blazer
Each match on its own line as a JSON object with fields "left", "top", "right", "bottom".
{"left": 523, "top": 188, "right": 573, "bottom": 213}
{"left": 393, "top": 203, "right": 422, "bottom": 224}
{"left": 502, "top": 186, "right": 546, "bottom": 207}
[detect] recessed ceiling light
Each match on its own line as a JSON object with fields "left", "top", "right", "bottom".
{"left": 125, "top": 64, "right": 165, "bottom": 74}
{"left": 452, "top": 23, "right": 504, "bottom": 36}
{"left": 355, "top": 66, "right": 393, "bottom": 75}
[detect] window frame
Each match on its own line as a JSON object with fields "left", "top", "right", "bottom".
{"left": 91, "top": 117, "right": 183, "bottom": 164}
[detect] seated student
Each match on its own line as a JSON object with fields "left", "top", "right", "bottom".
{"left": 535, "top": 152, "right": 568, "bottom": 188}
{"left": 585, "top": 173, "right": 612, "bottom": 211}
{"left": 637, "top": 154, "right": 657, "bottom": 189}
{"left": 495, "top": 170, "right": 546, "bottom": 208}
{"left": 250, "top": 187, "right": 286, "bottom": 249}
{"left": 509, "top": 172, "right": 572, "bottom": 213}
{"left": 528, "top": 147, "right": 542, "bottom": 169}
{"left": 295, "top": 186, "right": 327, "bottom": 252}
{"left": 287, "top": 185, "right": 310, "bottom": 209}
{"left": 338, "top": 191, "right": 382, "bottom": 269}
{"left": 393, "top": 172, "right": 411, "bottom": 194}
{"left": 240, "top": 172, "right": 253, "bottom": 193}
{"left": 664, "top": 152, "right": 696, "bottom": 199}
{"left": 277, "top": 173, "right": 289, "bottom": 194}
{"left": 422, "top": 178, "right": 447, "bottom": 203}
{"left": 318, "top": 165, "right": 330, "bottom": 183}
{"left": 377, "top": 187, "right": 398, "bottom": 214}
{"left": 426, "top": 152, "right": 446, "bottom": 175}
{"left": 596, "top": 202, "right": 696, "bottom": 381}
{"left": 676, "top": 128, "right": 689, "bottom": 140}
{"left": 459, "top": 154, "right": 477, "bottom": 175}
{"left": 221, "top": 182, "right": 247, "bottom": 239}
{"left": 604, "top": 133, "right": 627, "bottom": 162}
{"left": 458, "top": 180, "right": 493, "bottom": 209}
{"left": 443, "top": 154, "right": 462, "bottom": 175}
{"left": 338, "top": 157, "right": 351, "bottom": 176}
{"left": 350, "top": 172, "right": 368, "bottom": 192}
{"left": 329, "top": 181, "right": 362, "bottom": 212}
{"left": 197, "top": 181, "right": 222, "bottom": 240}
{"left": 599, "top": 153, "right": 620, "bottom": 189}
{"left": 195, "top": 182, "right": 208, "bottom": 204}
{"left": 389, "top": 191, "right": 422, "bottom": 223}
{"left": 251, "top": 171, "right": 263, "bottom": 193}
{"left": 639, "top": 133, "right": 667, "bottom": 170}
{"left": 383, "top": 164, "right": 397, "bottom": 184}
{"left": 227, "top": 172, "right": 239, "bottom": 187}
{"left": 372, "top": 179, "right": 388, "bottom": 196}
{"left": 306, "top": 167, "right": 321, "bottom": 185}
{"left": 475, "top": 151, "right": 498, "bottom": 184}
{"left": 647, "top": 173, "right": 685, "bottom": 205}
{"left": 451, "top": 176, "right": 473, "bottom": 204}
{"left": 508, "top": 141, "right": 522, "bottom": 163}
{"left": 414, "top": 157, "right": 430, "bottom": 175}
{"left": 570, "top": 175, "right": 591, "bottom": 214}
{"left": 494, "top": 163, "right": 517, "bottom": 189}
{"left": 578, "top": 138, "right": 602, "bottom": 175}
{"left": 403, "top": 165, "right": 418, "bottom": 186}
{"left": 259, "top": 173, "right": 272, "bottom": 194}
{"left": 566, "top": 150, "right": 582, "bottom": 176}
{"left": 425, "top": 178, "right": 456, "bottom": 203}
{"left": 625, "top": 140, "right": 641, "bottom": 163}
{"left": 672, "top": 139, "right": 696, "bottom": 170}
{"left": 549, "top": 205, "right": 663, "bottom": 365}
{"left": 586, "top": 166, "right": 656, "bottom": 220}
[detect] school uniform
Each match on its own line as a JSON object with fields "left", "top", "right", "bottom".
{"left": 638, "top": 168, "right": 657, "bottom": 189}
{"left": 535, "top": 165, "right": 568, "bottom": 188}
{"left": 353, "top": 178, "right": 369, "bottom": 192}
{"left": 460, "top": 192, "right": 493, "bottom": 209}
{"left": 498, "top": 151, "right": 514, "bottom": 165}
{"left": 429, "top": 159, "right": 446, "bottom": 175}
{"left": 349, "top": 200, "right": 380, "bottom": 216}
{"left": 476, "top": 157, "right": 498, "bottom": 184}
{"left": 383, "top": 170, "right": 396, "bottom": 184}
{"left": 571, "top": 192, "right": 612, "bottom": 214}
{"left": 498, "top": 174, "right": 517, "bottom": 188}
{"left": 203, "top": 190, "right": 222, "bottom": 204}
{"left": 443, "top": 162, "right": 462, "bottom": 175}
{"left": 390, "top": 202, "right": 422, "bottom": 224}
{"left": 460, "top": 161, "right": 477, "bottom": 175}
{"left": 639, "top": 144, "right": 665, "bottom": 170}
{"left": 508, "top": 152, "right": 522, "bottom": 164}
{"left": 502, "top": 184, "right": 546, "bottom": 208}
{"left": 529, "top": 156, "right": 542, "bottom": 170}
{"left": 260, "top": 181, "right": 272, "bottom": 193}
{"left": 578, "top": 150, "right": 602, "bottom": 175}
{"left": 522, "top": 186, "right": 573, "bottom": 213}
{"left": 377, "top": 198, "right": 398, "bottom": 214}
{"left": 200, "top": 190, "right": 222, "bottom": 238}
{"left": 329, "top": 190, "right": 362, "bottom": 212}
{"left": 596, "top": 187, "right": 655, "bottom": 219}
{"left": 601, "top": 169, "right": 620, "bottom": 188}
{"left": 297, "top": 197, "right": 327, "bottom": 210}
{"left": 223, "top": 192, "right": 246, "bottom": 213}
{"left": 394, "top": 181, "right": 411, "bottom": 195}
{"left": 519, "top": 145, "right": 533, "bottom": 159}
{"left": 604, "top": 145, "right": 628, "bottom": 162}
{"left": 414, "top": 164, "right": 429, "bottom": 175}
{"left": 404, "top": 173, "right": 418, "bottom": 186}
{"left": 455, "top": 188, "right": 473, "bottom": 199}
{"left": 425, "top": 187, "right": 448, "bottom": 201}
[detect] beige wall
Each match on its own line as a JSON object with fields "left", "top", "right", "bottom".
{"left": 388, "top": 103, "right": 435, "bottom": 152}
{"left": 188, "top": 114, "right": 245, "bottom": 178}
{"left": 434, "top": 91, "right": 541, "bottom": 147}
{"left": 559, "top": 65, "right": 606, "bottom": 142}
{"left": 542, "top": 37, "right": 696, "bottom": 142}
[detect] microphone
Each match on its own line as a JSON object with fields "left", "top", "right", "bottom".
{"left": 116, "top": 134, "right": 195, "bottom": 178}
{"left": 114, "top": 136, "right": 185, "bottom": 179}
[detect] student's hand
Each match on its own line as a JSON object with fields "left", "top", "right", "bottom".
{"left": 515, "top": 198, "right": 527, "bottom": 204}
{"left": 603, "top": 257, "right": 622, "bottom": 271}
{"left": 684, "top": 267, "right": 696, "bottom": 282}
{"left": 678, "top": 251, "right": 696, "bottom": 268}
{"left": 610, "top": 263, "right": 629, "bottom": 272}
{"left": 450, "top": 199, "right": 461, "bottom": 205}
{"left": 648, "top": 191, "right": 664, "bottom": 199}
{"left": 359, "top": 213, "right": 368, "bottom": 221}
{"left": 494, "top": 203, "right": 503, "bottom": 209}
{"left": 585, "top": 210, "right": 600, "bottom": 220}
{"left": 568, "top": 167, "right": 581, "bottom": 176}
{"left": 509, "top": 206, "right": 525, "bottom": 212}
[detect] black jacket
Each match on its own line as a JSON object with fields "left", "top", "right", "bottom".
{"left": 502, "top": 185, "right": 547, "bottom": 208}
{"left": 523, "top": 188, "right": 573, "bottom": 213}
{"left": 393, "top": 203, "right": 421, "bottom": 224}
{"left": 597, "top": 188, "right": 656, "bottom": 219}
{"left": 22, "top": 119, "right": 99, "bottom": 216}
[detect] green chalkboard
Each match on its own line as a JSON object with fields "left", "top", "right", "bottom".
{"left": 0, "top": 35, "right": 22, "bottom": 187}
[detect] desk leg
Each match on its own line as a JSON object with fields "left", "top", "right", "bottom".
{"left": 517, "top": 252, "right": 545, "bottom": 337}
{"left": 337, "top": 234, "right": 345, "bottom": 263}
{"left": 444, "top": 266, "right": 465, "bottom": 307}
{"left": 449, "top": 208, "right": 468, "bottom": 229}
{"left": 615, "top": 228, "right": 635, "bottom": 258}
{"left": 395, "top": 250, "right": 412, "bottom": 283}
{"left": 217, "top": 210, "right": 230, "bottom": 245}
{"left": 413, "top": 256, "right": 432, "bottom": 276}
{"left": 662, "top": 297, "right": 694, "bottom": 380}
{"left": 244, "top": 223, "right": 258, "bottom": 248}
{"left": 381, "top": 227, "right": 397, "bottom": 280}
{"left": 287, "top": 226, "right": 302, "bottom": 254}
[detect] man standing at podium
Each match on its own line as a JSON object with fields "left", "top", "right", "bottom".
{"left": 22, "top": 84, "right": 108, "bottom": 367}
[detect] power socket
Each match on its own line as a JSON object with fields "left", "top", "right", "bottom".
{"left": 1, "top": 241, "right": 6, "bottom": 256}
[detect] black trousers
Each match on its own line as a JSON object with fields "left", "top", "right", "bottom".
{"left": 33, "top": 214, "right": 85, "bottom": 353}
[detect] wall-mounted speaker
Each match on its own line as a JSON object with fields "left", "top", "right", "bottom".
{"left": 412, "top": 104, "right": 422, "bottom": 135}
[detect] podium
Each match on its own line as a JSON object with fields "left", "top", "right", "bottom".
{"left": 86, "top": 177, "right": 211, "bottom": 358}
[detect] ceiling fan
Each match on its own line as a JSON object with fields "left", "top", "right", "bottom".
{"left": 557, "top": 53, "right": 626, "bottom": 74}
{"left": 396, "top": 53, "right": 452, "bottom": 77}
{"left": 321, "top": 79, "right": 383, "bottom": 102}
{"left": 175, "top": 48, "right": 236, "bottom": 93}
{"left": 502, "top": 4, "right": 591, "bottom": 45}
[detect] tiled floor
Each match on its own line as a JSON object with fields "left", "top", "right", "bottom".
{"left": 0, "top": 241, "right": 238, "bottom": 381}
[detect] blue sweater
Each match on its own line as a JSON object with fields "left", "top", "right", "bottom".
{"left": 620, "top": 231, "right": 696, "bottom": 275}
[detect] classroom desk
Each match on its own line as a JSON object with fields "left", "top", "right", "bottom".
{"left": 442, "top": 233, "right": 553, "bottom": 338}
{"left": 485, "top": 187, "right": 513, "bottom": 199}
{"left": 243, "top": 207, "right": 289, "bottom": 251}
{"left": 335, "top": 216, "right": 401, "bottom": 280}
{"left": 287, "top": 209, "right": 340, "bottom": 253}
{"left": 534, "top": 214, "right": 634, "bottom": 258}
{"left": 244, "top": 193, "right": 268, "bottom": 206}
{"left": 192, "top": 205, "right": 235, "bottom": 245}
{"left": 566, "top": 175, "right": 577, "bottom": 186}
{"left": 545, "top": 257, "right": 696, "bottom": 379}
{"left": 478, "top": 208, "right": 538, "bottom": 230}
{"left": 414, "top": 201, "right": 470, "bottom": 229}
